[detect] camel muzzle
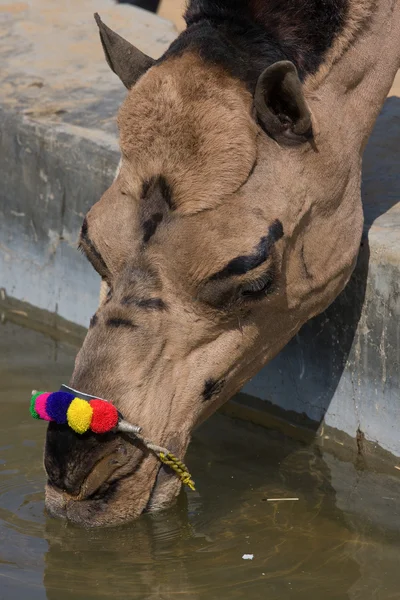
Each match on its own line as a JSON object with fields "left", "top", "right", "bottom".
{"left": 30, "top": 385, "right": 195, "bottom": 491}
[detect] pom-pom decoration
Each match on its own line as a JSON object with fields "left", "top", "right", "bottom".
{"left": 29, "top": 385, "right": 196, "bottom": 491}
{"left": 89, "top": 399, "right": 119, "bottom": 434}
{"left": 46, "top": 392, "right": 74, "bottom": 425}
{"left": 67, "top": 398, "right": 93, "bottom": 434}
{"left": 30, "top": 392, "right": 42, "bottom": 420}
{"left": 29, "top": 390, "right": 119, "bottom": 435}
{"left": 35, "top": 393, "right": 52, "bottom": 421}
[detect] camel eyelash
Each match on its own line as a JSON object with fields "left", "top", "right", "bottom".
{"left": 239, "top": 269, "right": 275, "bottom": 300}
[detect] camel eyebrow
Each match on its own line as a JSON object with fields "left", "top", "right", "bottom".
{"left": 121, "top": 296, "right": 168, "bottom": 311}
{"left": 209, "top": 219, "right": 284, "bottom": 281}
{"left": 79, "top": 218, "right": 108, "bottom": 273}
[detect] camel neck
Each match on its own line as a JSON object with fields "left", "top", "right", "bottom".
{"left": 306, "top": 0, "right": 400, "bottom": 149}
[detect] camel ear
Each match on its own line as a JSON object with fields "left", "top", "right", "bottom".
{"left": 94, "top": 13, "right": 155, "bottom": 89}
{"left": 254, "top": 61, "right": 313, "bottom": 145}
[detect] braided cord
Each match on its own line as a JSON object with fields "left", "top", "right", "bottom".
{"left": 128, "top": 432, "right": 196, "bottom": 492}
{"left": 158, "top": 452, "right": 196, "bottom": 491}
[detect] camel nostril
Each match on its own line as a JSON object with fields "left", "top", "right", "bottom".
{"left": 44, "top": 422, "right": 131, "bottom": 498}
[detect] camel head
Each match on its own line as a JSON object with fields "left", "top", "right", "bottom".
{"left": 44, "top": 1, "right": 384, "bottom": 525}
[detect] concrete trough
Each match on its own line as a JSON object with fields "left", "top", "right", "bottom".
{"left": 1, "top": 1, "right": 400, "bottom": 458}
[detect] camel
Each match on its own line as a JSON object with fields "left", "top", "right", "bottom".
{"left": 43, "top": 0, "right": 400, "bottom": 526}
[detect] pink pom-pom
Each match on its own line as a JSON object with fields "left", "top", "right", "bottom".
{"left": 35, "top": 393, "right": 52, "bottom": 421}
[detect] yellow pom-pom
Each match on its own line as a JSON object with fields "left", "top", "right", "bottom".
{"left": 67, "top": 398, "right": 93, "bottom": 434}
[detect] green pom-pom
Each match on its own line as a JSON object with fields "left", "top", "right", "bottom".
{"left": 30, "top": 392, "right": 43, "bottom": 419}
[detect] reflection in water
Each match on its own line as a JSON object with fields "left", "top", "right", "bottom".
{"left": 1, "top": 321, "right": 400, "bottom": 599}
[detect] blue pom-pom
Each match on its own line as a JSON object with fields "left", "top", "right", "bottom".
{"left": 46, "top": 392, "right": 74, "bottom": 424}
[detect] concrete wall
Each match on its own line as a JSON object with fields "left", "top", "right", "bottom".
{"left": 0, "top": 0, "right": 177, "bottom": 327}
{"left": 1, "top": 1, "right": 400, "bottom": 455}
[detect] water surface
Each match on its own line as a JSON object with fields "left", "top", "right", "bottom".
{"left": 1, "top": 319, "right": 400, "bottom": 599}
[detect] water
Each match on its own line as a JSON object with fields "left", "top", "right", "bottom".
{"left": 1, "top": 318, "right": 400, "bottom": 599}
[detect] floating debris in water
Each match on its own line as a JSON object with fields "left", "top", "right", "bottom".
{"left": 267, "top": 498, "right": 299, "bottom": 502}
{"left": 10, "top": 309, "right": 28, "bottom": 317}
{"left": 242, "top": 554, "right": 254, "bottom": 560}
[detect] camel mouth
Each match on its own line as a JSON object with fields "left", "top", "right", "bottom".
{"left": 36, "top": 387, "right": 194, "bottom": 527}
{"left": 44, "top": 444, "right": 170, "bottom": 527}
{"left": 44, "top": 477, "right": 151, "bottom": 528}
{"left": 44, "top": 454, "right": 184, "bottom": 527}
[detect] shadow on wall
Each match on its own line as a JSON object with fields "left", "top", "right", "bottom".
{"left": 116, "top": 0, "right": 161, "bottom": 11}
{"left": 242, "top": 96, "right": 400, "bottom": 445}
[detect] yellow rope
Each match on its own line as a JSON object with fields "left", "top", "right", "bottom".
{"left": 159, "top": 452, "right": 196, "bottom": 491}
{"left": 118, "top": 427, "right": 196, "bottom": 492}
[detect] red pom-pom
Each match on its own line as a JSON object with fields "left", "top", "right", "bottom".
{"left": 89, "top": 399, "right": 119, "bottom": 434}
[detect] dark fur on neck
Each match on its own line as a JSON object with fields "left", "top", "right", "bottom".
{"left": 161, "top": 0, "right": 349, "bottom": 89}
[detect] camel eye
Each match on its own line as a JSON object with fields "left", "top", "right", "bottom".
{"left": 197, "top": 268, "right": 276, "bottom": 309}
{"left": 239, "top": 271, "right": 275, "bottom": 301}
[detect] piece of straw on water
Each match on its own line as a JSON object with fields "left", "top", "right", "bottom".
{"left": 267, "top": 498, "right": 299, "bottom": 502}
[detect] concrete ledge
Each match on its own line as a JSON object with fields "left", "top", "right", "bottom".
{"left": 1, "top": 1, "right": 400, "bottom": 456}
{"left": 0, "top": 0, "right": 177, "bottom": 326}
{"left": 0, "top": 106, "right": 119, "bottom": 325}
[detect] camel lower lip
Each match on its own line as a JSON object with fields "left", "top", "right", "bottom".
{"left": 44, "top": 453, "right": 165, "bottom": 527}
{"left": 44, "top": 484, "right": 149, "bottom": 527}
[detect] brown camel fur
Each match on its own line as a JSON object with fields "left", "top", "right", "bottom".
{"left": 44, "top": 0, "right": 400, "bottom": 526}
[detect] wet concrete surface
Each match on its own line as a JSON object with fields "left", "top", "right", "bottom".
{"left": 1, "top": 319, "right": 400, "bottom": 599}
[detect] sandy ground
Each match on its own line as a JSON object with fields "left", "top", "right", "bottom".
{"left": 157, "top": 0, "right": 400, "bottom": 95}
{"left": 158, "top": 0, "right": 186, "bottom": 30}
{"left": 390, "top": 71, "right": 400, "bottom": 96}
